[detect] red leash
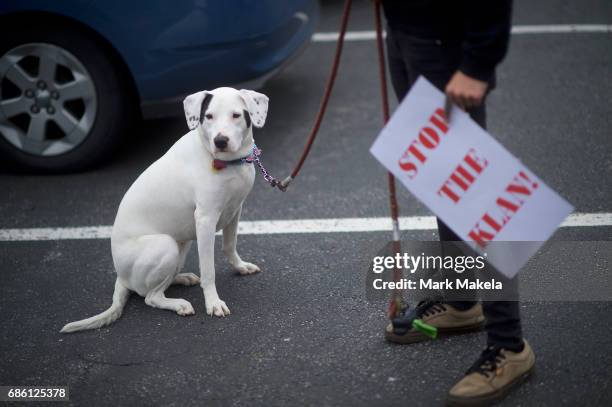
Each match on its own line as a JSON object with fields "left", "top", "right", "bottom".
{"left": 275, "top": 0, "right": 353, "bottom": 191}
{"left": 270, "top": 0, "right": 403, "bottom": 318}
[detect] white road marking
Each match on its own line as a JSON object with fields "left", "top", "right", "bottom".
{"left": 0, "top": 213, "right": 610, "bottom": 242}
{"left": 511, "top": 24, "right": 612, "bottom": 34}
{"left": 312, "top": 24, "right": 612, "bottom": 42}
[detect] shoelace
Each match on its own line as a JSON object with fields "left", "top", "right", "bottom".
{"left": 391, "top": 297, "right": 446, "bottom": 335}
{"left": 467, "top": 346, "right": 506, "bottom": 377}
{"left": 415, "top": 299, "right": 447, "bottom": 318}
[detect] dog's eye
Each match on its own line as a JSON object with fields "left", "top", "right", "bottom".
{"left": 205, "top": 113, "right": 213, "bottom": 120}
{"left": 232, "top": 113, "right": 241, "bottom": 119}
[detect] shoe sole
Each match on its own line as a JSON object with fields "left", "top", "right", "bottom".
{"left": 446, "top": 364, "right": 535, "bottom": 407}
{"left": 385, "top": 320, "right": 485, "bottom": 344}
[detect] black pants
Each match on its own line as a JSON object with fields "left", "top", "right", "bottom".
{"left": 386, "top": 28, "right": 523, "bottom": 350}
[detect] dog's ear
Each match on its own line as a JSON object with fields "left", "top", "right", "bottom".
{"left": 239, "top": 89, "right": 268, "bottom": 128}
{"left": 243, "top": 109, "right": 251, "bottom": 128}
{"left": 183, "top": 91, "right": 213, "bottom": 130}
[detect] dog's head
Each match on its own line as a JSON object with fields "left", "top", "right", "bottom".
{"left": 183, "top": 87, "right": 268, "bottom": 156}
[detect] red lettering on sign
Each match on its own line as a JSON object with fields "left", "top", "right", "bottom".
{"left": 482, "top": 213, "right": 503, "bottom": 232}
{"left": 468, "top": 225, "right": 496, "bottom": 247}
{"left": 398, "top": 159, "right": 418, "bottom": 178}
{"left": 430, "top": 108, "right": 448, "bottom": 133}
{"left": 398, "top": 108, "right": 449, "bottom": 179}
{"left": 505, "top": 171, "right": 538, "bottom": 204}
{"left": 406, "top": 140, "right": 427, "bottom": 163}
{"left": 437, "top": 148, "right": 489, "bottom": 204}
{"left": 451, "top": 166, "right": 475, "bottom": 190}
{"left": 438, "top": 184, "right": 460, "bottom": 203}
{"left": 464, "top": 149, "right": 488, "bottom": 173}
{"left": 419, "top": 127, "right": 440, "bottom": 149}
{"left": 468, "top": 170, "right": 540, "bottom": 248}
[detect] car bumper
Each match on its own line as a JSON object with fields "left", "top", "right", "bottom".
{"left": 139, "top": 4, "right": 318, "bottom": 119}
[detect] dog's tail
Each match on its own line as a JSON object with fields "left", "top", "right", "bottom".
{"left": 60, "top": 279, "right": 130, "bottom": 333}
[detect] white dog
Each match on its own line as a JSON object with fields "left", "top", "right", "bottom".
{"left": 61, "top": 87, "right": 268, "bottom": 333}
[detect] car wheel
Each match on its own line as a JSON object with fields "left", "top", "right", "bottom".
{"left": 0, "top": 26, "right": 134, "bottom": 172}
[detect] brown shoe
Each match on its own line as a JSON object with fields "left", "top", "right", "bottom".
{"left": 385, "top": 300, "right": 484, "bottom": 344}
{"left": 447, "top": 340, "right": 535, "bottom": 407}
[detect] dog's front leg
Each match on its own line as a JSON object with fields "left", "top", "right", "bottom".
{"left": 195, "top": 208, "right": 230, "bottom": 317}
{"left": 223, "top": 206, "right": 261, "bottom": 275}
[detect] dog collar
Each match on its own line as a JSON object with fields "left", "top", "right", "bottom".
{"left": 212, "top": 145, "right": 260, "bottom": 171}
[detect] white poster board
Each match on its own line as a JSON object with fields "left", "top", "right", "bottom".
{"left": 370, "top": 76, "right": 573, "bottom": 277}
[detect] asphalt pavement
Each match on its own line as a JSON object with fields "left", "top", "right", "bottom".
{"left": 1, "top": 0, "right": 611, "bottom": 406}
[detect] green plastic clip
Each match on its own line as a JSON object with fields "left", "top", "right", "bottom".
{"left": 412, "top": 319, "right": 438, "bottom": 339}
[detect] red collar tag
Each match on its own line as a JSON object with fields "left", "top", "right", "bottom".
{"left": 212, "top": 159, "right": 227, "bottom": 171}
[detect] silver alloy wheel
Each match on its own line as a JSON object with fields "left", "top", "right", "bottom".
{"left": 0, "top": 43, "right": 97, "bottom": 156}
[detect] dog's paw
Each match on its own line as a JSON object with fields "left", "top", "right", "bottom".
{"left": 233, "top": 261, "right": 261, "bottom": 275}
{"left": 206, "top": 299, "right": 231, "bottom": 317}
{"left": 176, "top": 300, "right": 195, "bottom": 316}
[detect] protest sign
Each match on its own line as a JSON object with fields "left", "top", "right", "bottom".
{"left": 370, "top": 76, "right": 574, "bottom": 277}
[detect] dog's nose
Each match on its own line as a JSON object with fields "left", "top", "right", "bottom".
{"left": 214, "top": 135, "right": 229, "bottom": 149}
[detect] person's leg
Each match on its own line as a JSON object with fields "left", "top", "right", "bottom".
{"left": 384, "top": 31, "right": 484, "bottom": 343}
{"left": 441, "top": 98, "right": 524, "bottom": 348}
{"left": 448, "top": 286, "right": 533, "bottom": 406}
{"left": 383, "top": 26, "right": 532, "bottom": 407}
{"left": 443, "top": 65, "right": 531, "bottom": 407}
{"left": 482, "top": 300, "right": 523, "bottom": 351}
{"left": 385, "top": 27, "right": 411, "bottom": 101}
{"left": 466, "top": 104, "right": 525, "bottom": 350}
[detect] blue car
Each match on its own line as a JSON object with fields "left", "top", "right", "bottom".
{"left": 0, "top": 0, "right": 318, "bottom": 171}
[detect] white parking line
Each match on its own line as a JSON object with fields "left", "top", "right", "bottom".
{"left": 312, "top": 24, "right": 612, "bottom": 42}
{"left": 0, "top": 212, "right": 610, "bottom": 242}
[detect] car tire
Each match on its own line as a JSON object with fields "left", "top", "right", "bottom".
{"left": 0, "top": 23, "right": 135, "bottom": 172}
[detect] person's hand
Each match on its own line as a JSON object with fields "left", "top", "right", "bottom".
{"left": 445, "top": 71, "right": 488, "bottom": 111}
